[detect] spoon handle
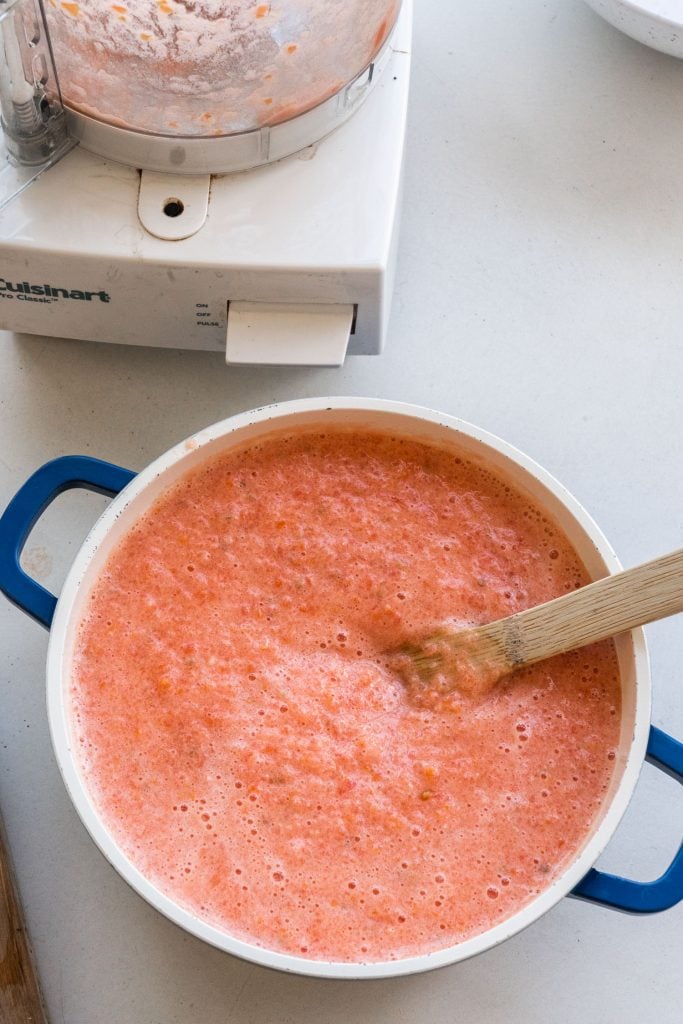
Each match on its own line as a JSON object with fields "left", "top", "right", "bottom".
{"left": 484, "top": 547, "right": 683, "bottom": 671}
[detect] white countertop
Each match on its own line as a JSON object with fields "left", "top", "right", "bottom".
{"left": 1, "top": 1, "right": 682, "bottom": 1021}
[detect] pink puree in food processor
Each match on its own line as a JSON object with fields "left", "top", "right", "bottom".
{"left": 72, "top": 430, "right": 620, "bottom": 962}
{"left": 45, "top": 1, "right": 400, "bottom": 136}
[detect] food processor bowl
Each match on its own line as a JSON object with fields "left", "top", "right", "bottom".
{"left": 44, "top": 0, "right": 402, "bottom": 173}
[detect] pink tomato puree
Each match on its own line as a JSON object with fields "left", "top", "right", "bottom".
{"left": 72, "top": 429, "right": 621, "bottom": 962}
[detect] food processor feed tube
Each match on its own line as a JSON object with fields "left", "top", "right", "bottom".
{"left": 0, "top": 4, "right": 40, "bottom": 141}
{"left": 0, "top": 0, "right": 70, "bottom": 166}
{"left": 44, "top": 0, "right": 401, "bottom": 138}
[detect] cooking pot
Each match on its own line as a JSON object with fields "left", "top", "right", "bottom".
{"left": 0, "top": 398, "right": 681, "bottom": 979}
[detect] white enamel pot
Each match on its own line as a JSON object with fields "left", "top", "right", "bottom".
{"left": 0, "top": 398, "right": 681, "bottom": 979}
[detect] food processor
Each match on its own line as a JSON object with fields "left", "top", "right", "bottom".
{"left": 0, "top": 0, "right": 411, "bottom": 365}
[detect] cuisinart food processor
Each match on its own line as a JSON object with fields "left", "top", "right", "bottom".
{"left": 0, "top": 0, "right": 411, "bottom": 365}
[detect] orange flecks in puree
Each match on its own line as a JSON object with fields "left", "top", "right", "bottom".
{"left": 373, "top": 17, "right": 389, "bottom": 49}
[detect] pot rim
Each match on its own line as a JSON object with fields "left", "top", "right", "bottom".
{"left": 45, "top": 397, "right": 651, "bottom": 979}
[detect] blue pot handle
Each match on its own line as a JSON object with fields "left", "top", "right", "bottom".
{"left": 571, "top": 725, "right": 683, "bottom": 913}
{"left": 0, "top": 456, "right": 136, "bottom": 629}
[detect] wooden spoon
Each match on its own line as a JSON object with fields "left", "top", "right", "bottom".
{"left": 397, "top": 547, "right": 683, "bottom": 696}
{"left": 0, "top": 811, "right": 48, "bottom": 1023}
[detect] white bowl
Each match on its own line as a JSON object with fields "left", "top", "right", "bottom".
{"left": 583, "top": 0, "right": 683, "bottom": 58}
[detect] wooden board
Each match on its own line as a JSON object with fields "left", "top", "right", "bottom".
{"left": 0, "top": 814, "right": 48, "bottom": 1024}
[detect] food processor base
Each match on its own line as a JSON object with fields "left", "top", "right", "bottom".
{"left": 0, "top": 3, "right": 411, "bottom": 366}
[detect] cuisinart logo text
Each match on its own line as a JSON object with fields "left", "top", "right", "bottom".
{"left": 0, "top": 277, "right": 110, "bottom": 303}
